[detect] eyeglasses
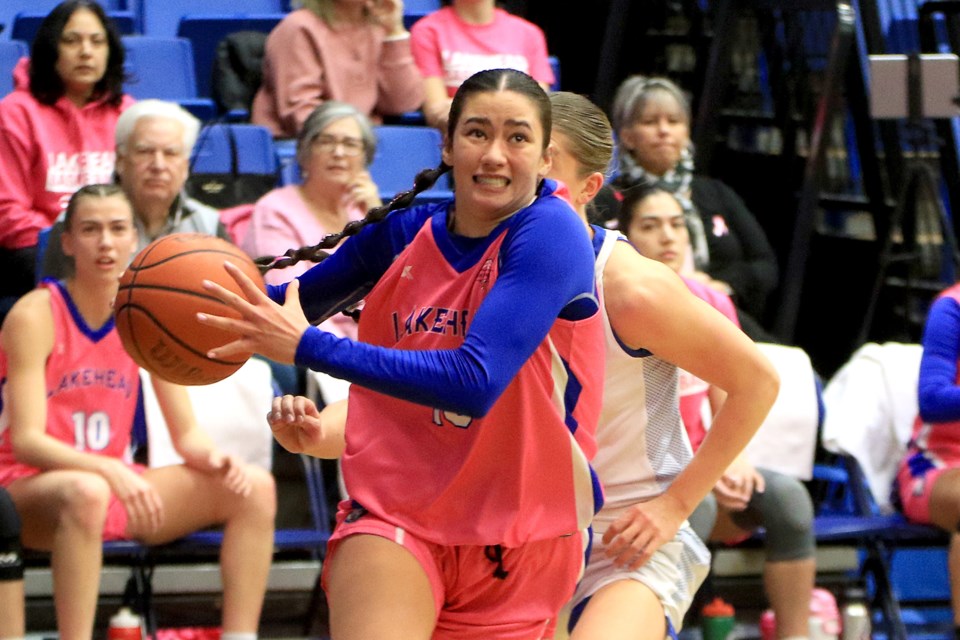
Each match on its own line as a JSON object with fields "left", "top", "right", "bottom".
{"left": 311, "top": 135, "right": 365, "bottom": 157}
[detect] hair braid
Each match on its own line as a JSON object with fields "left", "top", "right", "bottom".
{"left": 255, "top": 163, "right": 451, "bottom": 274}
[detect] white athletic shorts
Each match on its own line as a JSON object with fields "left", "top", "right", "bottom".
{"left": 571, "top": 519, "right": 710, "bottom": 632}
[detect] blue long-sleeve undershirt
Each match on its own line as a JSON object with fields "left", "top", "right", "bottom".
{"left": 918, "top": 295, "right": 960, "bottom": 422}
{"left": 267, "top": 185, "right": 598, "bottom": 417}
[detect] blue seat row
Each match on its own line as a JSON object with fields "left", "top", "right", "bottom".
{"left": 180, "top": 123, "right": 453, "bottom": 207}
{"left": 0, "top": 0, "right": 441, "bottom": 40}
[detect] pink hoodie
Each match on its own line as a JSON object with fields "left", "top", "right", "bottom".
{"left": 0, "top": 58, "right": 135, "bottom": 249}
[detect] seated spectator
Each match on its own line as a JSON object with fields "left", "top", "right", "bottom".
{"left": 618, "top": 184, "right": 815, "bottom": 640}
{"left": 0, "top": 487, "right": 24, "bottom": 640}
{"left": 42, "top": 100, "right": 230, "bottom": 279}
{"left": 252, "top": 0, "right": 423, "bottom": 139}
{"left": 896, "top": 282, "right": 960, "bottom": 631}
{"left": 410, "top": 0, "right": 554, "bottom": 130}
{"left": 0, "top": 0, "right": 133, "bottom": 313}
{"left": 603, "top": 75, "right": 779, "bottom": 339}
{"left": 0, "top": 185, "right": 276, "bottom": 640}
{"left": 242, "top": 101, "right": 379, "bottom": 340}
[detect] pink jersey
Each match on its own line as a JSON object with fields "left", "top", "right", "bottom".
{"left": 0, "top": 280, "right": 140, "bottom": 484}
{"left": 343, "top": 221, "right": 604, "bottom": 548}
{"left": 410, "top": 7, "right": 555, "bottom": 97}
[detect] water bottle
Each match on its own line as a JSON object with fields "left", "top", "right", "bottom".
{"left": 841, "top": 588, "right": 871, "bottom": 640}
{"left": 809, "top": 588, "right": 841, "bottom": 640}
{"left": 108, "top": 607, "right": 143, "bottom": 640}
{"left": 702, "top": 597, "right": 737, "bottom": 640}
{"left": 760, "top": 588, "right": 841, "bottom": 640}
{"left": 759, "top": 609, "right": 777, "bottom": 640}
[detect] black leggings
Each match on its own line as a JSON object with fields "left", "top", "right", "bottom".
{"left": 0, "top": 487, "right": 24, "bottom": 581}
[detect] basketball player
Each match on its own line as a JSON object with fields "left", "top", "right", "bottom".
{"left": 200, "top": 69, "right": 606, "bottom": 639}
{"left": 546, "top": 92, "right": 778, "bottom": 640}
{"left": 257, "top": 90, "right": 779, "bottom": 640}
{"left": 0, "top": 184, "right": 276, "bottom": 640}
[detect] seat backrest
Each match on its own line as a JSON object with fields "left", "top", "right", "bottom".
{"left": 122, "top": 36, "right": 197, "bottom": 99}
{"left": 177, "top": 14, "right": 283, "bottom": 100}
{"left": 403, "top": 0, "right": 440, "bottom": 30}
{"left": 190, "top": 123, "right": 278, "bottom": 175}
{"left": 548, "top": 55, "right": 561, "bottom": 91}
{"left": 369, "top": 125, "right": 451, "bottom": 201}
{"left": 0, "top": 40, "right": 26, "bottom": 97}
{"left": 11, "top": 10, "right": 137, "bottom": 45}
{"left": 0, "top": 0, "right": 126, "bottom": 40}
{"left": 142, "top": 0, "right": 283, "bottom": 37}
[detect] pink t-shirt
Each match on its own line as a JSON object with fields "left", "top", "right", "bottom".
{"left": 252, "top": 9, "right": 424, "bottom": 138}
{"left": 410, "top": 7, "right": 554, "bottom": 96}
{"left": 242, "top": 184, "right": 364, "bottom": 339}
{"left": 677, "top": 277, "right": 740, "bottom": 451}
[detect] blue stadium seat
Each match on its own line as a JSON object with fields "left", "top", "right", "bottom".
{"left": 122, "top": 36, "right": 216, "bottom": 120}
{"left": 403, "top": 0, "right": 439, "bottom": 28}
{"left": 189, "top": 122, "right": 278, "bottom": 177}
{"left": 370, "top": 125, "right": 452, "bottom": 203}
{"left": 548, "top": 55, "right": 560, "bottom": 91}
{"left": 176, "top": 13, "right": 285, "bottom": 99}
{"left": 0, "top": 40, "right": 27, "bottom": 97}
{"left": 11, "top": 10, "right": 137, "bottom": 45}
{"left": 0, "top": 0, "right": 126, "bottom": 40}
{"left": 141, "top": 0, "right": 283, "bottom": 37}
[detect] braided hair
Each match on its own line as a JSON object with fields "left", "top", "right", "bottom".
{"left": 256, "top": 68, "right": 552, "bottom": 275}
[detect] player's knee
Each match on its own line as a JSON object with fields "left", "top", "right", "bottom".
{"left": 245, "top": 467, "right": 277, "bottom": 520}
{"left": 760, "top": 474, "right": 814, "bottom": 561}
{"left": 61, "top": 474, "right": 111, "bottom": 532}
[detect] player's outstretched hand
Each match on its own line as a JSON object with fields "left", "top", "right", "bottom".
{"left": 269, "top": 395, "right": 347, "bottom": 459}
{"left": 602, "top": 493, "right": 686, "bottom": 570}
{"left": 198, "top": 262, "right": 310, "bottom": 365}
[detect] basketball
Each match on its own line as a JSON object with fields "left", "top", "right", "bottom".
{"left": 114, "top": 233, "right": 266, "bottom": 386}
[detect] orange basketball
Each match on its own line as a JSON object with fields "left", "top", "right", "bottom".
{"left": 114, "top": 233, "right": 266, "bottom": 386}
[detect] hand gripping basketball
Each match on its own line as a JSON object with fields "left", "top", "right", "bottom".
{"left": 197, "top": 261, "right": 310, "bottom": 366}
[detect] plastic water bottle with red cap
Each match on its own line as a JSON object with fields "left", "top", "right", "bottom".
{"left": 108, "top": 607, "right": 143, "bottom": 640}
{"left": 702, "top": 597, "right": 737, "bottom": 640}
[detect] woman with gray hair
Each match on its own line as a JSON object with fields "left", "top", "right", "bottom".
{"left": 607, "top": 75, "right": 779, "bottom": 337}
{"left": 242, "top": 101, "right": 380, "bottom": 340}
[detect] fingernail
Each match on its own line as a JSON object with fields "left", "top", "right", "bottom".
{"left": 197, "top": 313, "right": 207, "bottom": 321}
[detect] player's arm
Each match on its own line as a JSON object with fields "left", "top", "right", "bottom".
{"left": 605, "top": 243, "right": 779, "bottom": 516}
{"left": 3, "top": 289, "right": 70, "bottom": 469}
{"left": 150, "top": 376, "right": 253, "bottom": 496}
{"left": 149, "top": 376, "right": 215, "bottom": 462}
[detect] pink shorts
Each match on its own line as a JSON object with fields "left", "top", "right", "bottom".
{"left": 0, "top": 462, "right": 146, "bottom": 540}
{"left": 896, "top": 448, "right": 952, "bottom": 523}
{"left": 322, "top": 501, "right": 587, "bottom": 640}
